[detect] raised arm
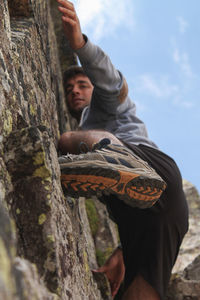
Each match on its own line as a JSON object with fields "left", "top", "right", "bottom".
{"left": 57, "top": 0, "right": 128, "bottom": 104}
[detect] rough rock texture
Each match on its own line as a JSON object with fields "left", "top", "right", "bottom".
{"left": 91, "top": 199, "right": 119, "bottom": 266}
{"left": 166, "top": 181, "right": 200, "bottom": 299}
{"left": 0, "top": 178, "right": 57, "bottom": 300}
{"left": 0, "top": 0, "right": 113, "bottom": 299}
{"left": 173, "top": 180, "right": 200, "bottom": 273}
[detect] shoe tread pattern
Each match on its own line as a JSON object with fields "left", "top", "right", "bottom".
{"left": 61, "top": 166, "right": 166, "bottom": 208}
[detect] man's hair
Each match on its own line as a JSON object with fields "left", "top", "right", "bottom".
{"left": 63, "top": 65, "right": 87, "bottom": 84}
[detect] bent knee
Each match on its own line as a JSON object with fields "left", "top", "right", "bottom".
{"left": 58, "top": 131, "right": 76, "bottom": 154}
{"left": 58, "top": 129, "right": 123, "bottom": 155}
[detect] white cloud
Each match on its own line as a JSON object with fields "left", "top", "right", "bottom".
{"left": 177, "top": 16, "right": 189, "bottom": 34}
{"left": 73, "top": 0, "right": 135, "bottom": 41}
{"left": 131, "top": 72, "right": 198, "bottom": 109}
{"left": 173, "top": 48, "right": 193, "bottom": 78}
{"left": 178, "top": 101, "right": 194, "bottom": 109}
{"left": 135, "top": 74, "right": 179, "bottom": 99}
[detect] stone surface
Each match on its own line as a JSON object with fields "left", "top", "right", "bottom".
{"left": 0, "top": 201, "right": 17, "bottom": 300}
{"left": 13, "top": 257, "right": 59, "bottom": 300}
{"left": 92, "top": 198, "right": 119, "bottom": 266}
{"left": 0, "top": 185, "right": 57, "bottom": 300}
{"left": 167, "top": 181, "right": 200, "bottom": 299}
{"left": 173, "top": 180, "right": 200, "bottom": 273}
{"left": 0, "top": 0, "right": 112, "bottom": 299}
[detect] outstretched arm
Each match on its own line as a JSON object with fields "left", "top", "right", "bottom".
{"left": 57, "top": 0, "right": 85, "bottom": 50}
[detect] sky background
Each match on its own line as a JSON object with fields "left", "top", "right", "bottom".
{"left": 73, "top": 0, "right": 200, "bottom": 193}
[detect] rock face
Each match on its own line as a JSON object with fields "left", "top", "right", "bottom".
{"left": 173, "top": 180, "right": 200, "bottom": 274}
{"left": 0, "top": 1, "right": 113, "bottom": 299}
{"left": 166, "top": 181, "right": 200, "bottom": 299}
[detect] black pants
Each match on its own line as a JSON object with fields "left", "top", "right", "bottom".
{"left": 105, "top": 144, "right": 189, "bottom": 299}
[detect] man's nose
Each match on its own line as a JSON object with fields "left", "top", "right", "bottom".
{"left": 72, "top": 85, "right": 80, "bottom": 94}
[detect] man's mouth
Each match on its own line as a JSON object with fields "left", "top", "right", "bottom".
{"left": 73, "top": 98, "right": 84, "bottom": 104}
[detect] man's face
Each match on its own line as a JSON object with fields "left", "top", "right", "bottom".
{"left": 65, "top": 74, "right": 94, "bottom": 120}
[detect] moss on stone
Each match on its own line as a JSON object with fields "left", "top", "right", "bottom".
{"left": 56, "top": 286, "right": 61, "bottom": 297}
{"left": 96, "top": 247, "right": 114, "bottom": 267}
{"left": 0, "top": 239, "right": 14, "bottom": 291}
{"left": 29, "top": 103, "right": 36, "bottom": 116}
{"left": 96, "top": 248, "right": 105, "bottom": 267}
{"left": 38, "top": 213, "right": 47, "bottom": 225}
{"left": 83, "top": 250, "right": 90, "bottom": 274}
{"left": 33, "top": 151, "right": 45, "bottom": 166}
{"left": 16, "top": 208, "right": 21, "bottom": 215}
{"left": 33, "top": 165, "right": 51, "bottom": 179}
{"left": 3, "top": 110, "right": 13, "bottom": 135}
{"left": 85, "top": 198, "right": 99, "bottom": 238}
{"left": 46, "top": 235, "right": 55, "bottom": 244}
{"left": 44, "top": 185, "right": 50, "bottom": 191}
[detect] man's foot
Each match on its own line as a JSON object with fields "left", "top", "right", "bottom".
{"left": 59, "top": 139, "right": 166, "bottom": 208}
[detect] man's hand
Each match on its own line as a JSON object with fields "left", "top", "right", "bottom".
{"left": 57, "top": 0, "right": 85, "bottom": 50}
{"left": 93, "top": 247, "right": 125, "bottom": 298}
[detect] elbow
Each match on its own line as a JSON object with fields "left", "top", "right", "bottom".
{"left": 118, "top": 77, "right": 128, "bottom": 103}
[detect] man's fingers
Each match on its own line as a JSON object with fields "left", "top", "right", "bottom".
{"left": 57, "top": 0, "right": 84, "bottom": 49}
{"left": 57, "top": 0, "right": 74, "bottom": 10}
{"left": 58, "top": 1, "right": 77, "bottom": 23}
{"left": 92, "top": 265, "right": 107, "bottom": 274}
{"left": 62, "top": 16, "right": 76, "bottom": 26}
{"left": 58, "top": 6, "right": 75, "bottom": 17}
{"left": 58, "top": 0, "right": 78, "bottom": 27}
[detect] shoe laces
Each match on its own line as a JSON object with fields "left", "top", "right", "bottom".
{"left": 92, "top": 138, "right": 111, "bottom": 151}
{"left": 78, "top": 138, "right": 111, "bottom": 153}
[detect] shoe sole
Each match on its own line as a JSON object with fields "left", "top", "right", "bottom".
{"left": 60, "top": 165, "right": 166, "bottom": 208}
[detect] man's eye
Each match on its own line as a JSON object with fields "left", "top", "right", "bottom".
{"left": 66, "top": 88, "right": 72, "bottom": 94}
{"left": 80, "top": 85, "right": 88, "bottom": 88}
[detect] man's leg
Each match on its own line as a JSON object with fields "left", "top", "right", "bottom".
{"left": 104, "top": 144, "right": 188, "bottom": 300}
{"left": 105, "top": 193, "right": 164, "bottom": 300}
{"left": 58, "top": 130, "right": 123, "bottom": 154}
{"left": 59, "top": 130, "right": 166, "bottom": 209}
{"left": 59, "top": 131, "right": 163, "bottom": 299}
{"left": 122, "top": 275, "right": 160, "bottom": 300}
{"left": 94, "top": 246, "right": 160, "bottom": 299}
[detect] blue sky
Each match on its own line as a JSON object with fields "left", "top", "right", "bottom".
{"left": 74, "top": 0, "right": 200, "bottom": 192}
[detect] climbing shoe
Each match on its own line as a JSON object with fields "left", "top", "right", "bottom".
{"left": 59, "top": 139, "right": 166, "bottom": 208}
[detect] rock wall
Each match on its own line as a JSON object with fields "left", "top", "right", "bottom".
{"left": 167, "top": 181, "right": 200, "bottom": 300}
{"left": 0, "top": 0, "right": 115, "bottom": 299}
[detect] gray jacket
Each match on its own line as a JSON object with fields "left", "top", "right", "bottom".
{"left": 75, "top": 36, "right": 158, "bottom": 150}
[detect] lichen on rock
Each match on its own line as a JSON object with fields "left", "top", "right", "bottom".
{"left": 167, "top": 181, "right": 200, "bottom": 299}
{"left": 0, "top": 1, "right": 114, "bottom": 298}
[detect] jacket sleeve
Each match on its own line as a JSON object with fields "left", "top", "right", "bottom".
{"left": 75, "top": 35, "right": 128, "bottom": 115}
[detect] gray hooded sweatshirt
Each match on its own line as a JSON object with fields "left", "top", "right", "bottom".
{"left": 75, "top": 36, "right": 158, "bottom": 150}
